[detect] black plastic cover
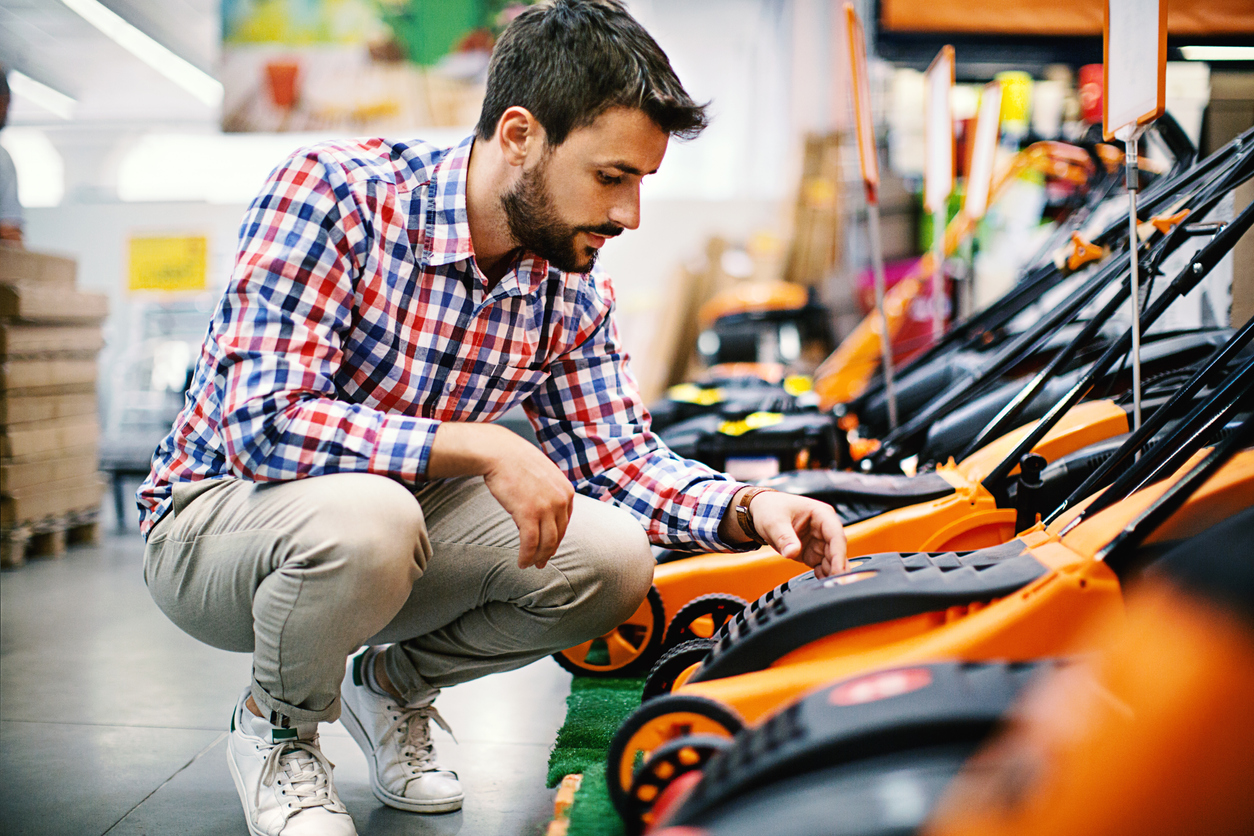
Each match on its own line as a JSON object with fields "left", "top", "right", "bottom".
{"left": 690, "top": 540, "right": 1043, "bottom": 683}
{"left": 668, "top": 659, "right": 1060, "bottom": 828}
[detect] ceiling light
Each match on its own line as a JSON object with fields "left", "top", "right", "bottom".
{"left": 1179, "top": 46, "right": 1254, "bottom": 62}
{"left": 8, "top": 71, "right": 76, "bottom": 120}
{"left": 60, "top": 0, "right": 224, "bottom": 106}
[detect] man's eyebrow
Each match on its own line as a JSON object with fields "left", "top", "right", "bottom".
{"left": 599, "top": 161, "right": 658, "bottom": 176}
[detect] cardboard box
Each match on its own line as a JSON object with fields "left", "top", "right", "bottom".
{"left": 0, "top": 473, "right": 106, "bottom": 527}
{"left": 0, "top": 324, "right": 105, "bottom": 357}
{"left": 0, "top": 283, "right": 109, "bottom": 322}
{"left": 1, "top": 448, "right": 99, "bottom": 494}
{"left": 0, "top": 358, "right": 98, "bottom": 392}
{"left": 0, "top": 249, "right": 76, "bottom": 286}
{"left": 0, "top": 390, "right": 97, "bottom": 425}
{"left": 1, "top": 415, "right": 99, "bottom": 458}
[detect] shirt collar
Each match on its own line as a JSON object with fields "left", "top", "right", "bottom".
{"left": 420, "top": 134, "right": 476, "bottom": 268}
{"left": 419, "top": 133, "right": 557, "bottom": 298}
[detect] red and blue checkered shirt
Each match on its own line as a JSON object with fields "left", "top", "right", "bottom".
{"left": 137, "top": 135, "right": 744, "bottom": 547}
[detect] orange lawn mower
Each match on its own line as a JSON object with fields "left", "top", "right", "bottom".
{"left": 551, "top": 196, "right": 1254, "bottom": 679}
{"left": 638, "top": 503, "right": 1254, "bottom": 836}
{"left": 604, "top": 381, "right": 1254, "bottom": 826}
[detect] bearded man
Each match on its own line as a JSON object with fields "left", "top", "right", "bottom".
{"left": 138, "top": 2, "right": 846, "bottom": 834}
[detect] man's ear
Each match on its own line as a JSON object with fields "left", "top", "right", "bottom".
{"left": 497, "top": 106, "right": 546, "bottom": 167}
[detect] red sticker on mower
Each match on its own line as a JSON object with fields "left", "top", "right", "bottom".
{"left": 829, "top": 667, "right": 933, "bottom": 706}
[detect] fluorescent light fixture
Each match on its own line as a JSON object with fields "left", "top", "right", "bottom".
{"left": 8, "top": 71, "right": 76, "bottom": 120}
{"left": 60, "top": 0, "right": 223, "bottom": 106}
{"left": 1180, "top": 46, "right": 1254, "bottom": 62}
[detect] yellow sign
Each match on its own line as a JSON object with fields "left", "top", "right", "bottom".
{"left": 667, "top": 383, "right": 725, "bottom": 406}
{"left": 129, "top": 235, "right": 208, "bottom": 292}
{"left": 718, "top": 411, "right": 785, "bottom": 437}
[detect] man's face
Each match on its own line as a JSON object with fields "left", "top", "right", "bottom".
{"left": 502, "top": 106, "right": 669, "bottom": 273}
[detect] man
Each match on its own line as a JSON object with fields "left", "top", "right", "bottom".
{"left": 138, "top": 2, "right": 846, "bottom": 834}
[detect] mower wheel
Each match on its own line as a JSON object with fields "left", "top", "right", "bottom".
{"left": 664, "top": 594, "right": 747, "bottom": 648}
{"left": 607, "top": 694, "right": 744, "bottom": 820}
{"left": 553, "top": 585, "right": 666, "bottom": 677}
{"left": 643, "top": 639, "right": 715, "bottom": 702}
{"left": 621, "top": 734, "right": 733, "bottom": 833}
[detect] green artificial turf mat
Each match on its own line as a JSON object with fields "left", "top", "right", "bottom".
{"left": 567, "top": 769, "right": 626, "bottom": 836}
{"left": 547, "top": 676, "right": 644, "bottom": 836}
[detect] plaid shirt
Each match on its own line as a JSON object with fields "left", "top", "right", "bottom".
{"left": 137, "top": 135, "right": 743, "bottom": 548}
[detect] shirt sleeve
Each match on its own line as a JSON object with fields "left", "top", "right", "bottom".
{"left": 214, "top": 149, "right": 439, "bottom": 484}
{"left": 523, "top": 272, "right": 749, "bottom": 552}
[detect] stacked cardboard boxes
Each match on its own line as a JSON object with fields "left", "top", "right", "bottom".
{"left": 1, "top": 248, "right": 109, "bottom": 567}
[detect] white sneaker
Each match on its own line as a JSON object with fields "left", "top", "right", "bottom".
{"left": 340, "top": 648, "right": 464, "bottom": 813}
{"left": 226, "top": 687, "right": 357, "bottom": 836}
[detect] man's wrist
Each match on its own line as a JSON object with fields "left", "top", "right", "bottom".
{"left": 718, "top": 485, "right": 771, "bottom": 546}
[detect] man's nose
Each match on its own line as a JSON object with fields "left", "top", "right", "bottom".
{"left": 608, "top": 185, "right": 641, "bottom": 231}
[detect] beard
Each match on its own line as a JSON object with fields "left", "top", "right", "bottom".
{"left": 501, "top": 158, "right": 622, "bottom": 274}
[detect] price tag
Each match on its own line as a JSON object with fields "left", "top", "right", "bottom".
{"left": 924, "top": 46, "right": 955, "bottom": 213}
{"left": 963, "top": 82, "right": 1002, "bottom": 222}
{"left": 1103, "top": 0, "right": 1167, "bottom": 141}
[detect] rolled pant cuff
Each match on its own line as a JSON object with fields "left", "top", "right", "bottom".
{"left": 382, "top": 645, "right": 440, "bottom": 707}
{"left": 250, "top": 681, "right": 340, "bottom": 725}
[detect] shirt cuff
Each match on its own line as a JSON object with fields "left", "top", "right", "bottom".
{"left": 370, "top": 414, "right": 441, "bottom": 483}
{"left": 685, "top": 479, "right": 753, "bottom": 553}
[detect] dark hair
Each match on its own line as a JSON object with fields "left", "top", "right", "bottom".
{"left": 476, "top": 0, "right": 708, "bottom": 146}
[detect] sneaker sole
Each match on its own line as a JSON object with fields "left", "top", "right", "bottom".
{"left": 339, "top": 700, "right": 465, "bottom": 814}
{"left": 227, "top": 744, "right": 272, "bottom": 836}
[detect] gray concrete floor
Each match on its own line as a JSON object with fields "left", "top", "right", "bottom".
{"left": 0, "top": 527, "right": 572, "bottom": 836}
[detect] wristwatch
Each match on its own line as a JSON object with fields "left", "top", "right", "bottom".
{"left": 734, "top": 487, "right": 774, "bottom": 546}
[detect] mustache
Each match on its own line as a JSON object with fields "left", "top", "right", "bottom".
{"left": 578, "top": 224, "right": 625, "bottom": 238}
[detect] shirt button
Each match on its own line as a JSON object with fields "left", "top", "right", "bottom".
{"left": 444, "top": 378, "right": 456, "bottom": 394}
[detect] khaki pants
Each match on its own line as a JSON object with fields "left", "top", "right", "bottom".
{"left": 143, "top": 473, "right": 654, "bottom": 724}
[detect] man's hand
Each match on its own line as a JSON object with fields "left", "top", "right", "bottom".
{"left": 428, "top": 422, "right": 575, "bottom": 569}
{"left": 719, "top": 487, "right": 847, "bottom": 579}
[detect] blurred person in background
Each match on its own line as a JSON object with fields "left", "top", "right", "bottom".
{"left": 0, "top": 68, "right": 23, "bottom": 246}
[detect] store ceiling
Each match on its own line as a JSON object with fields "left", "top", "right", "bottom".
{"left": 0, "top": 0, "right": 219, "bottom": 126}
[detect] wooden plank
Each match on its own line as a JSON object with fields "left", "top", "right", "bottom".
{"left": 1, "top": 448, "right": 100, "bottom": 493}
{"left": 0, "top": 390, "right": 97, "bottom": 424}
{"left": 0, "top": 283, "right": 109, "bottom": 322}
{"left": 0, "top": 358, "right": 98, "bottom": 392}
{"left": 0, "top": 416, "right": 99, "bottom": 459}
{"left": 0, "top": 248, "right": 77, "bottom": 286}
{"left": 0, "top": 324, "right": 105, "bottom": 357}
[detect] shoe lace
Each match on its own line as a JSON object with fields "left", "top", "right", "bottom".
{"left": 382, "top": 703, "right": 455, "bottom": 776}
{"left": 257, "top": 737, "right": 340, "bottom": 815}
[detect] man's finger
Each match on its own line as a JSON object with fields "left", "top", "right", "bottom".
{"left": 535, "top": 516, "right": 560, "bottom": 568}
{"left": 517, "top": 519, "right": 540, "bottom": 569}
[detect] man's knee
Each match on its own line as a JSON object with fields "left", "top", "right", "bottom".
{"left": 291, "top": 473, "right": 431, "bottom": 587}
{"left": 559, "top": 499, "right": 655, "bottom": 632}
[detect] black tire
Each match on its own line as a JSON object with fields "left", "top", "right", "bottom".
{"left": 622, "top": 734, "right": 734, "bottom": 833}
{"left": 643, "top": 638, "right": 716, "bottom": 702}
{"left": 606, "top": 694, "right": 744, "bottom": 822}
{"left": 664, "top": 593, "right": 748, "bottom": 648}
{"left": 552, "top": 585, "right": 666, "bottom": 678}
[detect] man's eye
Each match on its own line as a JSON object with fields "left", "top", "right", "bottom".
{"left": 597, "top": 172, "right": 622, "bottom": 185}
